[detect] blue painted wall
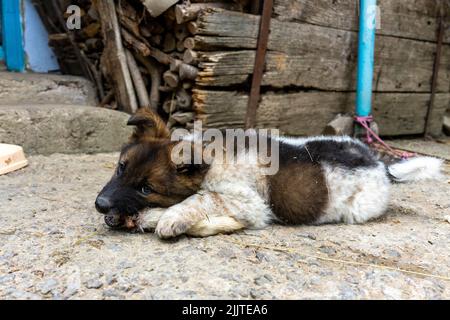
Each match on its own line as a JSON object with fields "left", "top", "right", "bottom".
{"left": 1, "top": 0, "right": 26, "bottom": 71}
{"left": 23, "top": 0, "right": 59, "bottom": 72}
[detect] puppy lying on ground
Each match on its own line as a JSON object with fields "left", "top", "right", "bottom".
{"left": 95, "top": 109, "right": 443, "bottom": 239}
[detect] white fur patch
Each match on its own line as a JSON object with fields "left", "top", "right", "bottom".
{"left": 388, "top": 157, "right": 444, "bottom": 182}
{"left": 201, "top": 150, "right": 273, "bottom": 229}
{"left": 317, "top": 163, "right": 391, "bottom": 224}
{"left": 187, "top": 216, "right": 245, "bottom": 237}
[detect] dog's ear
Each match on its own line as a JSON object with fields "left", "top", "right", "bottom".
{"left": 127, "top": 108, "right": 170, "bottom": 142}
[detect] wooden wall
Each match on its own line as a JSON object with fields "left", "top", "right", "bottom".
{"left": 192, "top": 0, "right": 450, "bottom": 136}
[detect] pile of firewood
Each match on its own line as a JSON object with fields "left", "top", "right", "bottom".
{"left": 33, "top": 0, "right": 253, "bottom": 131}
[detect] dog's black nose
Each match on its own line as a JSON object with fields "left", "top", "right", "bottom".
{"left": 95, "top": 196, "right": 112, "bottom": 214}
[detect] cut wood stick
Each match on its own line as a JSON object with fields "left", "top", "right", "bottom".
{"left": 96, "top": 0, "right": 137, "bottom": 113}
{"left": 187, "top": 21, "right": 198, "bottom": 35}
{"left": 183, "top": 37, "right": 196, "bottom": 50}
{"left": 116, "top": 1, "right": 140, "bottom": 37}
{"left": 163, "top": 99, "right": 177, "bottom": 113}
{"left": 170, "top": 111, "right": 195, "bottom": 124}
{"left": 126, "top": 49, "right": 151, "bottom": 109}
{"left": 170, "top": 59, "right": 183, "bottom": 72}
{"left": 179, "top": 63, "right": 199, "bottom": 80}
{"left": 183, "top": 49, "right": 199, "bottom": 65}
{"left": 122, "top": 28, "right": 174, "bottom": 66}
{"left": 163, "top": 70, "right": 180, "bottom": 88}
{"left": 135, "top": 54, "right": 162, "bottom": 111}
{"left": 121, "top": 28, "right": 151, "bottom": 56}
{"left": 148, "top": 47, "right": 176, "bottom": 65}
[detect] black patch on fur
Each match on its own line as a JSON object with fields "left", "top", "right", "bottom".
{"left": 278, "top": 138, "right": 379, "bottom": 169}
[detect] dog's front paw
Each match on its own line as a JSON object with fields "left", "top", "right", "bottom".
{"left": 155, "top": 213, "right": 190, "bottom": 239}
{"left": 136, "top": 208, "right": 166, "bottom": 231}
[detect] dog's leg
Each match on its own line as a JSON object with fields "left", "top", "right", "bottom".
{"left": 137, "top": 207, "right": 244, "bottom": 237}
{"left": 136, "top": 208, "right": 167, "bottom": 231}
{"left": 186, "top": 216, "right": 245, "bottom": 237}
{"left": 137, "top": 206, "right": 244, "bottom": 237}
{"left": 154, "top": 191, "right": 249, "bottom": 239}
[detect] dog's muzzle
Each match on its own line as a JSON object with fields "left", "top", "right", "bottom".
{"left": 95, "top": 196, "right": 112, "bottom": 214}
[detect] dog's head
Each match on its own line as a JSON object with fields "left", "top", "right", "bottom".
{"left": 95, "top": 109, "right": 207, "bottom": 217}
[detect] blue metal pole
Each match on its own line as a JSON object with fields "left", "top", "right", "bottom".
{"left": 1, "top": 0, "right": 26, "bottom": 72}
{"left": 356, "top": 0, "right": 377, "bottom": 117}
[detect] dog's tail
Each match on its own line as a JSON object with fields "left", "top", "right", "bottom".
{"left": 386, "top": 156, "right": 444, "bottom": 183}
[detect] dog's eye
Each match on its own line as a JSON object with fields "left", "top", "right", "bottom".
{"left": 141, "top": 184, "right": 152, "bottom": 195}
{"left": 117, "top": 162, "right": 126, "bottom": 175}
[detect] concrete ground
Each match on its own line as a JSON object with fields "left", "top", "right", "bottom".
{"left": 0, "top": 139, "right": 450, "bottom": 300}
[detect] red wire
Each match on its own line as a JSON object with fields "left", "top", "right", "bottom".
{"left": 354, "top": 116, "right": 416, "bottom": 160}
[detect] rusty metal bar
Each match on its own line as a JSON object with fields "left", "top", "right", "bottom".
{"left": 245, "top": 0, "right": 273, "bottom": 129}
{"left": 424, "top": 11, "right": 445, "bottom": 137}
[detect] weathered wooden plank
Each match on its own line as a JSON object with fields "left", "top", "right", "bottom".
{"left": 264, "top": 33, "right": 450, "bottom": 92}
{"left": 193, "top": 90, "right": 449, "bottom": 136}
{"left": 196, "top": 38, "right": 450, "bottom": 92}
{"left": 195, "top": 8, "right": 450, "bottom": 51}
{"left": 197, "top": 51, "right": 254, "bottom": 86}
{"left": 273, "top": 0, "right": 450, "bottom": 43}
{"left": 191, "top": 35, "right": 257, "bottom": 50}
{"left": 196, "top": 8, "right": 260, "bottom": 38}
{"left": 193, "top": 12, "right": 450, "bottom": 92}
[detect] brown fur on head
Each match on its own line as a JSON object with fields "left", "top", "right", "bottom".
{"left": 95, "top": 109, "right": 208, "bottom": 216}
